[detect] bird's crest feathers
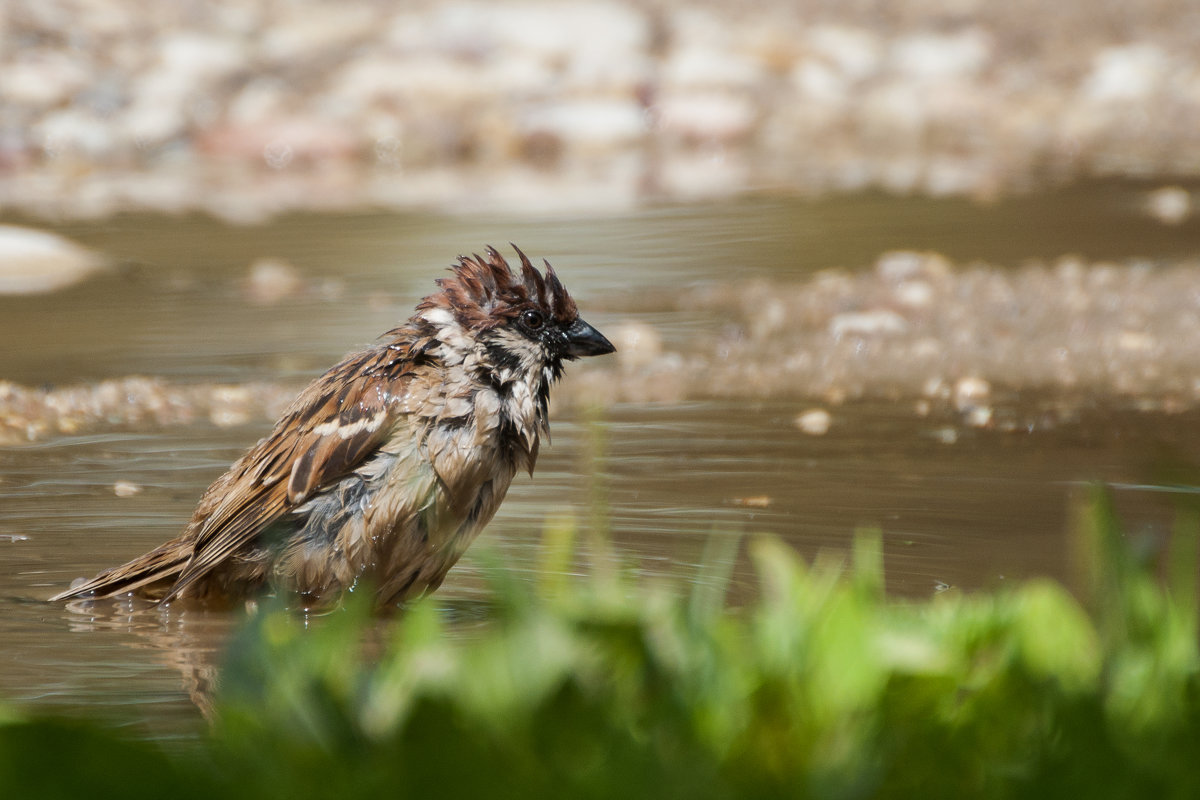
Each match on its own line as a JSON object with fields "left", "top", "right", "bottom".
{"left": 418, "top": 245, "right": 578, "bottom": 329}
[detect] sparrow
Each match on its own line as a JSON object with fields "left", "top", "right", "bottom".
{"left": 51, "top": 245, "right": 615, "bottom": 610}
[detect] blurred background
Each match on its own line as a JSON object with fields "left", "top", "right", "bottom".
{"left": 1, "top": 0, "right": 1198, "bottom": 216}
{"left": 3, "top": 0, "right": 1200, "bottom": 733}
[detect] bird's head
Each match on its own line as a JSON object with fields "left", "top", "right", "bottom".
{"left": 414, "top": 245, "right": 615, "bottom": 383}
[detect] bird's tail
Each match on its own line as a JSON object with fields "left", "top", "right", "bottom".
{"left": 49, "top": 540, "right": 190, "bottom": 602}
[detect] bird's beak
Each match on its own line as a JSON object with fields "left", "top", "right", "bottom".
{"left": 565, "top": 318, "right": 616, "bottom": 358}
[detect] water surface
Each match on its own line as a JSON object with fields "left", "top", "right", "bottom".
{"left": 2, "top": 181, "right": 1197, "bottom": 736}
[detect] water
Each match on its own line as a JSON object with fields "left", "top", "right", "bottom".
{"left": 2, "top": 180, "right": 1198, "bottom": 736}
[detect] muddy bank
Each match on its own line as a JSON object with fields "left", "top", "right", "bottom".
{"left": 4, "top": 0, "right": 1200, "bottom": 220}
{"left": 4, "top": 253, "right": 1198, "bottom": 444}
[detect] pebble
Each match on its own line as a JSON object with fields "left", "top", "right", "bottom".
{"left": 664, "top": 47, "right": 763, "bottom": 90}
{"left": 244, "top": 257, "right": 304, "bottom": 305}
{"left": 894, "top": 280, "right": 934, "bottom": 308}
{"left": 889, "top": 30, "right": 991, "bottom": 81}
{"left": 113, "top": 481, "right": 143, "bottom": 498}
{"left": 0, "top": 52, "right": 90, "bottom": 107}
{"left": 210, "top": 386, "right": 255, "bottom": 428}
{"left": 795, "top": 408, "right": 832, "bottom": 435}
{"left": 1145, "top": 186, "right": 1191, "bottom": 225}
{"left": 931, "top": 427, "right": 959, "bottom": 445}
{"left": 806, "top": 25, "right": 882, "bottom": 82}
{"left": 876, "top": 251, "right": 929, "bottom": 281}
{"left": 658, "top": 92, "right": 757, "bottom": 143}
{"left": 1083, "top": 44, "right": 1168, "bottom": 102}
{"left": 963, "top": 406, "right": 993, "bottom": 428}
{"left": 792, "top": 60, "right": 847, "bottom": 104}
{"left": 731, "top": 496, "right": 772, "bottom": 508}
{"left": 36, "top": 109, "right": 118, "bottom": 159}
{"left": 1, "top": 2, "right": 1193, "bottom": 218}
{"left": 522, "top": 100, "right": 647, "bottom": 148}
{"left": 1117, "top": 330, "right": 1156, "bottom": 353}
{"left": 953, "top": 376, "right": 992, "bottom": 412}
{"left": 829, "top": 309, "right": 909, "bottom": 338}
{"left": 0, "top": 226, "right": 105, "bottom": 295}
{"left": 611, "top": 320, "right": 664, "bottom": 371}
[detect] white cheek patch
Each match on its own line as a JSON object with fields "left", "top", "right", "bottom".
{"left": 488, "top": 328, "right": 548, "bottom": 374}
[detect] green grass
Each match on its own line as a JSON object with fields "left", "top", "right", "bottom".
{"left": 5, "top": 485, "right": 1200, "bottom": 799}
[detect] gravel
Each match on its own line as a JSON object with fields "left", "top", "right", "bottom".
{"left": 3, "top": 0, "right": 1200, "bottom": 220}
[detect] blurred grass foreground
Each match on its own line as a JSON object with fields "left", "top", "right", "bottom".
{"left": 5, "top": 487, "right": 1200, "bottom": 799}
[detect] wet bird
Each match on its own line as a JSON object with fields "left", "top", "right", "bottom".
{"left": 51, "top": 246, "right": 615, "bottom": 609}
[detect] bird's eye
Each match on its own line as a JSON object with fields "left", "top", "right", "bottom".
{"left": 520, "top": 309, "right": 545, "bottom": 330}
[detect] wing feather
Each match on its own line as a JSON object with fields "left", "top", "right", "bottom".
{"left": 162, "top": 350, "right": 413, "bottom": 601}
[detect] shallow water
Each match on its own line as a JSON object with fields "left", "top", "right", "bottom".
{"left": 2, "top": 180, "right": 1199, "bottom": 736}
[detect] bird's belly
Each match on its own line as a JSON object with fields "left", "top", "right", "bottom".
{"left": 277, "top": 439, "right": 518, "bottom": 606}
{"left": 370, "top": 447, "right": 517, "bottom": 604}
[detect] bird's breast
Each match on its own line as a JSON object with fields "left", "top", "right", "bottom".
{"left": 424, "top": 395, "right": 522, "bottom": 502}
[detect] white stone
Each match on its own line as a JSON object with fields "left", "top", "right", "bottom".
{"left": 122, "top": 102, "right": 187, "bottom": 146}
{"left": 964, "top": 406, "right": 993, "bottom": 428}
{"left": 494, "top": 2, "right": 647, "bottom": 86}
{"left": 829, "top": 310, "right": 908, "bottom": 338}
{"left": 227, "top": 78, "right": 292, "bottom": 125}
{"left": 953, "top": 376, "right": 991, "bottom": 411}
{"left": 876, "top": 251, "right": 927, "bottom": 281}
{"left": 664, "top": 47, "right": 763, "bottom": 90}
{"left": 0, "top": 52, "right": 90, "bottom": 107}
{"left": 392, "top": 2, "right": 645, "bottom": 67}
{"left": 791, "top": 61, "right": 847, "bottom": 104}
{"left": 795, "top": 408, "right": 832, "bottom": 436}
{"left": 861, "top": 82, "right": 928, "bottom": 137}
{"left": 36, "top": 110, "right": 117, "bottom": 158}
{"left": 895, "top": 281, "right": 934, "bottom": 308}
{"left": 261, "top": 5, "right": 378, "bottom": 62}
{"left": 807, "top": 25, "right": 882, "bottom": 82}
{"left": 659, "top": 151, "right": 748, "bottom": 199}
{"left": 1117, "top": 330, "right": 1156, "bottom": 353}
{"left": 369, "top": 59, "right": 490, "bottom": 104}
{"left": 113, "top": 481, "right": 143, "bottom": 498}
{"left": 122, "top": 34, "right": 249, "bottom": 146}
{"left": 922, "top": 377, "right": 949, "bottom": 399}
{"left": 522, "top": 100, "right": 646, "bottom": 147}
{"left": 159, "top": 33, "right": 247, "bottom": 84}
{"left": 890, "top": 30, "right": 991, "bottom": 81}
{"left": 244, "top": 258, "right": 304, "bottom": 305}
{"left": 1084, "top": 44, "right": 1168, "bottom": 102}
{"left": 0, "top": 226, "right": 105, "bottom": 294}
{"left": 658, "top": 92, "right": 756, "bottom": 141}
{"left": 925, "top": 157, "right": 985, "bottom": 197}
{"left": 612, "top": 320, "right": 663, "bottom": 370}
{"left": 931, "top": 427, "right": 959, "bottom": 445}
{"left": 1145, "top": 186, "right": 1191, "bottom": 225}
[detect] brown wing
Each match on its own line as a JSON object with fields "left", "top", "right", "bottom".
{"left": 162, "top": 347, "right": 415, "bottom": 601}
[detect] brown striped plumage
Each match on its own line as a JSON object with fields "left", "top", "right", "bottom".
{"left": 51, "top": 246, "right": 614, "bottom": 610}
